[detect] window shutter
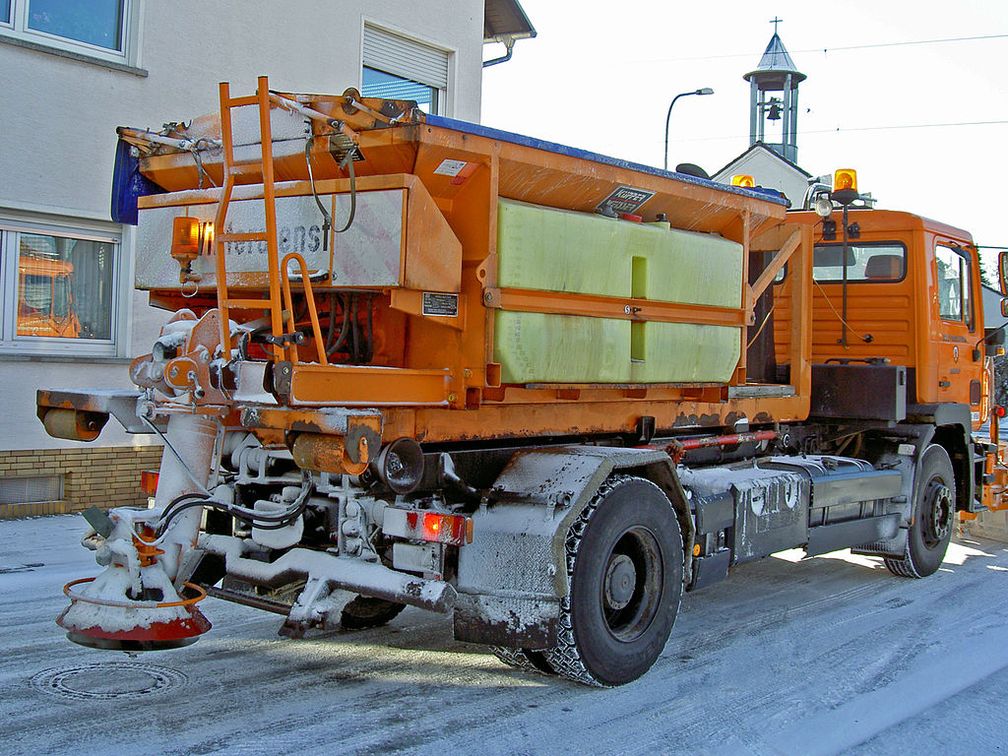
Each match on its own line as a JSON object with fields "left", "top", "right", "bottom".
{"left": 363, "top": 26, "right": 449, "bottom": 89}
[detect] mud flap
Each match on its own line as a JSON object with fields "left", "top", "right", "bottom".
{"left": 452, "top": 594, "right": 558, "bottom": 649}
{"left": 453, "top": 445, "right": 686, "bottom": 648}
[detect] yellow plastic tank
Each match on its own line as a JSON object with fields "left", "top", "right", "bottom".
{"left": 494, "top": 200, "right": 742, "bottom": 384}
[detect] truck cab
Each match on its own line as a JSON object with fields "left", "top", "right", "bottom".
{"left": 768, "top": 208, "right": 988, "bottom": 423}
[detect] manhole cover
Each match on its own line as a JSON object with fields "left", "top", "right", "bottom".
{"left": 31, "top": 662, "right": 188, "bottom": 701}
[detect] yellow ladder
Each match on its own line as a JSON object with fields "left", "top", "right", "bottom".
{"left": 212, "top": 75, "right": 327, "bottom": 366}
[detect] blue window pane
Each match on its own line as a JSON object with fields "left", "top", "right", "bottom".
{"left": 1, "top": 0, "right": 11, "bottom": 24}
{"left": 28, "top": 0, "right": 124, "bottom": 51}
{"left": 362, "top": 67, "right": 437, "bottom": 113}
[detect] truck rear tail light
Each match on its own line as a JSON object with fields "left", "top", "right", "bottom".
{"left": 140, "top": 470, "right": 160, "bottom": 496}
{"left": 421, "top": 512, "right": 473, "bottom": 545}
{"left": 383, "top": 507, "right": 473, "bottom": 546}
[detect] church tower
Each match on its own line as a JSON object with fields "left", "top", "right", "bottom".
{"left": 744, "top": 20, "right": 805, "bottom": 163}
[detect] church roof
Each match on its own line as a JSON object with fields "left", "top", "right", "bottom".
{"left": 712, "top": 142, "right": 812, "bottom": 181}
{"left": 744, "top": 33, "right": 806, "bottom": 85}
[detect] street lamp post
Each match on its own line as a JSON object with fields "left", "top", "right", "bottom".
{"left": 663, "top": 87, "right": 714, "bottom": 171}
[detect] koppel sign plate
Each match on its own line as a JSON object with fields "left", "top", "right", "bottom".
{"left": 596, "top": 185, "right": 656, "bottom": 215}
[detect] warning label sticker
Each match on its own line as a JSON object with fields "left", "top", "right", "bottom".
{"left": 596, "top": 185, "right": 656, "bottom": 215}
{"left": 433, "top": 159, "right": 468, "bottom": 177}
{"left": 422, "top": 292, "right": 459, "bottom": 317}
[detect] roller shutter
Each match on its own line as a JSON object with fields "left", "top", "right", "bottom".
{"left": 363, "top": 25, "right": 449, "bottom": 90}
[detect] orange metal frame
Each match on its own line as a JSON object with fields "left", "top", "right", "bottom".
{"left": 212, "top": 77, "right": 328, "bottom": 366}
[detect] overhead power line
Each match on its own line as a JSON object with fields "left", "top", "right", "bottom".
{"left": 811, "top": 33, "right": 1008, "bottom": 53}
{"left": 813, "top": 119, "right": 1008, "bottom": 134}
{"left": 636, "top": 32, "right": 1008, "bottom": 64}
{"left": 675, "top": 118, "right": 1008, "bottom": 144}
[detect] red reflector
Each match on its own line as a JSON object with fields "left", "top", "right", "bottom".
{"left": 140, "top": 470, "right": 160, "bottom": 496}
{"left": 996, "top": 406, "right": 1007, "bottom": 419}
{"left": 421, "top": 512, "right": 473, "bottom": 546}
{"left": 618, "top": 212, "right": 643, "bottom": 223}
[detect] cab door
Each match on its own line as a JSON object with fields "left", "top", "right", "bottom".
{"left": 932, "top": 239, "right": 982, "bottom": 419}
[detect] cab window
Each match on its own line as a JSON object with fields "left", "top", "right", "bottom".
{"left": 812, "top": 243, "right": 906, "bottom": 283}
{"left": 935, "top": 244, "right": 972, "bottom": 329}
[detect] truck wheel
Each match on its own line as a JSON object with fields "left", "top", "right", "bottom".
{"left": 339, "top": 595, "right": 406, "bottom": 630}
{"left": 489, "top": 647, "right": 557, "bottom": 676}
{"left": 884, "top": 445, "right": 955, "bottom": 579}
{"left": 544, "top": 475, "right": 684, "bottom": 687}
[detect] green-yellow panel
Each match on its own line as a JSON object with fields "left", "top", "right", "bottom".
{"left": 497, "top": 200, "right": 631, "bottom": 297}
{"left": 494, "top": 311, "right": 630, "bottom": 384}
{"left": 496, "top": 199, "right": 742, "bottom": 308}
{"left": 494, "top": 312, "right": 741, "bottom": 385}
{"left": 630, "top": 323, "right": 741, "bottom": 383}
{"left": 644, "top": 228, "right": 742, "bottom": 309}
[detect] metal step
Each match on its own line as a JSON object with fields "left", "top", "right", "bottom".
{"left": 807, "top": 513, "right": 901, "bottom": 557}
{"left": 205, "top": 585, "right": 293, "bottom": 616}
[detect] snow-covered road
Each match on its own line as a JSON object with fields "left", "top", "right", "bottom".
{"left": 1, "top": 514, "right": 1006, "bottom": 755}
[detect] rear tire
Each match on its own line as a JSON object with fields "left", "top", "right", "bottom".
{"left": 885, "top": 445, "right": 955, "bottom": 578}
{"left": 544, "top": 475, "right": 684, "bottom": 687}
{"left": 340, "top": 595, "right": 406, "bottom": 630}
{"left": 489, "top": 647, "right": 557, "bottom": 676}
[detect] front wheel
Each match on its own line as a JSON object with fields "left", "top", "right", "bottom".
{"left": 544, "top": 475, "right": 684, "bottom": 686}
{"left": 885, "top": 444, "right": 955, "bottom": 578}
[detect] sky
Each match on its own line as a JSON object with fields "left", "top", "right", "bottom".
{"left": 482, "top": 0, "right": 1008, "bottom": 274}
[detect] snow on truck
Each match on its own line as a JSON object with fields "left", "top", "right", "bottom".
{"left": 40, "top": 77, "right": 1008, "bottom": 687}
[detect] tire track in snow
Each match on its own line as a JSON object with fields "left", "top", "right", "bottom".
{"left": 1, "top": 518, "right": 1005, "bottom": 755}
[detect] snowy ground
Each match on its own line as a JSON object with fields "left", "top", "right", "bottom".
{"left": 1, "top": 514, "right": 1006, "bottom": 756}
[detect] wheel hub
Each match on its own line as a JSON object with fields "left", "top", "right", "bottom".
{"left": 923, "top": 481, "right": 953, "bottom": 547}
{"left": 604, "top": 553, "right": 637, "bottom": 611}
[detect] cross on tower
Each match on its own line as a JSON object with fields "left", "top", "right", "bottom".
{"left": 769, "top": 16, "right": 783, "bottom": 34}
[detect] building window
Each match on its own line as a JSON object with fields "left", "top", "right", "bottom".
{"left": 0, "top": 220, "right": 122, "bottom": 356}
{"left": 0, "top": 474, "right": 62, "bottom": 506}
{"left": 1, "top": 0, "right": 134, "bottom": 64}
{"left": 362, "top": 24, "right": 450, "bottom": 115}
{"left": 363, "top": 66, "right": 439, "bottom": 113}
{"left": 936, "top": 244, "right": 973, "bottom": 328}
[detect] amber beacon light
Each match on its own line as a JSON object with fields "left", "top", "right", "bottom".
{"left": 831, "top": 168, "right": 859, "bottom": 206}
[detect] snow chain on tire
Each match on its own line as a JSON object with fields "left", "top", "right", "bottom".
{"left": 489, "top": 646, "right": 549, "bottom": 675}
{"left": 883, "top": 553, "right": 921, "bottom": 578}
{"left": 542, "top": 474, "right": 685, "bottom": 687}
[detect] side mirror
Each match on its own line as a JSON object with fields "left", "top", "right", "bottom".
{"left": 999, "top": 250, "right": 1008, "bottom": 295}
{"left": 1001, "top": 297, "right": 1008, "bottom": 319}
{"left": 986, "top": 325, "right": 1007, "bottom": 357}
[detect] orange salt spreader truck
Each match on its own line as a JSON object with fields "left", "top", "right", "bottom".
{"left": 38, "top": 77, "right": 1008, "bottom": 686}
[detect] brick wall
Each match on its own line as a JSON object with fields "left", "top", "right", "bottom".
{"left": 0, "top": 446, "right": 164, "bottom": 519}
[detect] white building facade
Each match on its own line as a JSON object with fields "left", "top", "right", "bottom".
{"left": 0, "top": 0, "right": 494, "bottom": 516}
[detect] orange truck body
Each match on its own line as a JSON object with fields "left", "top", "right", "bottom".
{"left": 129, "top": 96, "right": 799, "bottom": 446}
{"left": 38, "top": 79, "right": 1007, "bottom": 514}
